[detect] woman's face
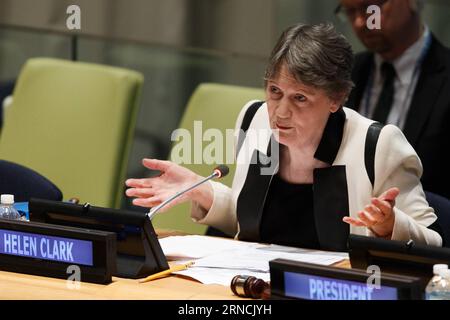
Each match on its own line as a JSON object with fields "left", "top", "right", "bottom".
{"left": 266, "top": 64, "right": 341, "bottom": 148}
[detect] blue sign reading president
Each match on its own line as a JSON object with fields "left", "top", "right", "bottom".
{"left": 285, "top": 272, "right": 399, "bottom": 300}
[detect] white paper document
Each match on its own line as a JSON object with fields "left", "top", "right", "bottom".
{"left": 194, "top": 248, "right": 345, "bottom": 272}
{"left": 159, "top": 234, "right": 260, "bottom": 259}
{"left": 160, "top": 235, "right": 348, "bottom": 286}
{"left": 175, "top": 267, "right": 271, "bottom": 286}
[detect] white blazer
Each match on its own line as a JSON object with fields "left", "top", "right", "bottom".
{"left": 191, "top": 101, "right": 442, "bottom": 249}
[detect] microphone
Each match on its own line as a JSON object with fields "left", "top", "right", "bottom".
{"left": 147, "top": 165, "right": 229, "bottom": 220}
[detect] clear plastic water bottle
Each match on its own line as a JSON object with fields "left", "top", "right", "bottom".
{"left": 0, "top": 194, "right": 21, "bottom": 220}
{"left": 425, "top": 264, "right": 448, "bottom": 299}
{"left": 426, "top": 266, "right": 450, "bottom": 300}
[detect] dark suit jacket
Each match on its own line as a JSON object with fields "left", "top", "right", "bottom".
{"left": 346, "top": 35, "right": 450, "bottom": 199}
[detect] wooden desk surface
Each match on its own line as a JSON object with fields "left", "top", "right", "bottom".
{"left": 0, "top": 270, "right": 243, "bottom": 300}
{"left": 0, "top": 230, "right": 351, "bottom": 300}
{"left": 0, "top": 261, "right": 351, "bottom": 300}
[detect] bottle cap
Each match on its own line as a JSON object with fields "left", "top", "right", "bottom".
{"left": 433, "top": 264, "right": 448, "bottom": 275}
{"left": 0, "top": 194, "right": 14, "bottom": 205}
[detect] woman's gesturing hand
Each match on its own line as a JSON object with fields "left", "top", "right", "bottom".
{"left": 125, "top": 158, "right": 213, "bottom": 212}
{"left": 343, "top": 187, "right": 400, "bottom": 238}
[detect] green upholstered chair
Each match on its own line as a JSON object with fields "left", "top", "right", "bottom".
{"left": 0, "top": 58, "right": 143, "bottom": 208}
{"left": 151, "top": 83, "right": 265, "bottom": 234}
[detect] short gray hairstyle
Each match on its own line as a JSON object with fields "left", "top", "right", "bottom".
{"left": 265, "top": 23, "right": 354, "bottom": 103}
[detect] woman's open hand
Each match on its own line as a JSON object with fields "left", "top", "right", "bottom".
{"left": 343, "top": 187, "right": 400, "bottom": 238}
{"left": 125, "top": 158, "right": 210, "bottom": 212}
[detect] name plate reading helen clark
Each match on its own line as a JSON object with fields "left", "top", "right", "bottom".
{"left": 0, "top": 218, "right": 116, "bottom": 284}
{"left": 1, "top": 229, "right": 93, "bottom": 266}
{"left": 269, "top": 259, "right": 423, "bottom": 300}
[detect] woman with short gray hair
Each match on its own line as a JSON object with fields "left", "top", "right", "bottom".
{"left": 126, "top": 23, "right": 441, "bottom": 249}
{"left": 265, "top": 23, "right": 354, "bottom": 102}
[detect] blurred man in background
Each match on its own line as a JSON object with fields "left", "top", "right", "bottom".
{"left": 339, "top": 0, "right": 450, "bottom": 198}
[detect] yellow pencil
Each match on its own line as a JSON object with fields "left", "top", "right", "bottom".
{"left": 139, "top": 261, "right": 195, "bottom": 283}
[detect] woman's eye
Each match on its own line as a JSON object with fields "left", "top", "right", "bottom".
{"left": 295, "top": 95, "right": 306, "bottom": 102}
{"left": 270, "top": 86, "right": 280, "bottom": 94}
